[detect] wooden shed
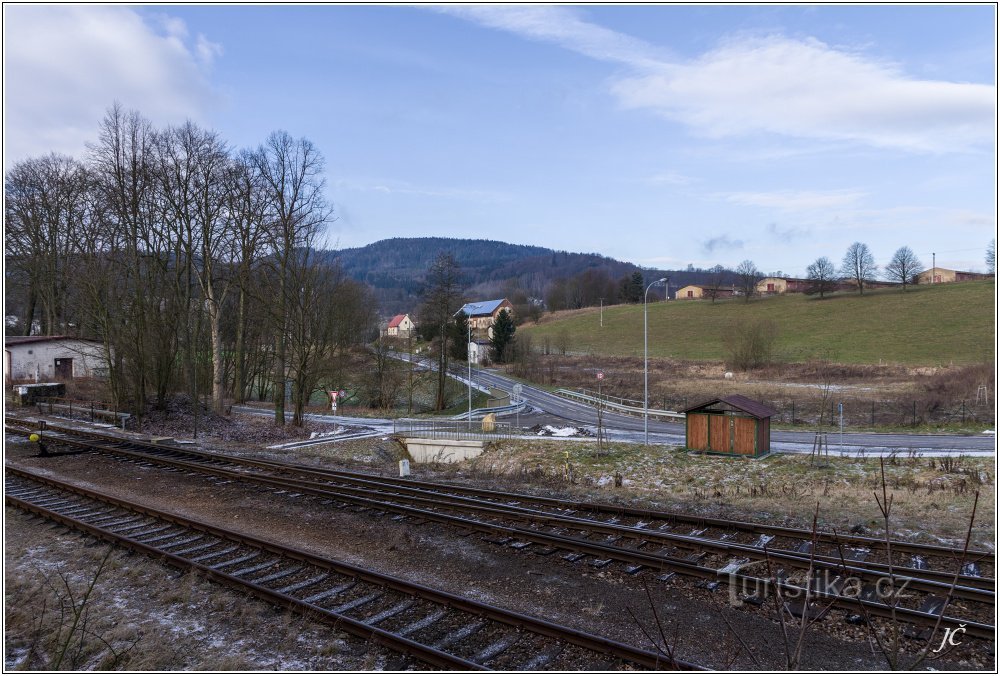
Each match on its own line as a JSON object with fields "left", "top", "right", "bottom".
{"left": 682, "top": 395, "right": 777, "bottom": 457}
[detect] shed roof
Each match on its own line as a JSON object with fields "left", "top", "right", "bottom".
{"left": 456, "top": 299, "right": 509, "bottom": 317}
{"left": 5, "top": 335, "right": 101, "bottom": 347}
{"left": 387, "top": 314, "right": 409, "bottom": 328}
{"left": 682, "top": 394, "right": 778, "bottom": 419}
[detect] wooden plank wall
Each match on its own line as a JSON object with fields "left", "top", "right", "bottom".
{"left": 687, "top": 413, "right": 709, "bottom": 450}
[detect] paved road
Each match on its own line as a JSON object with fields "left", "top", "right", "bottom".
{"left": 256, "top": 353, "right": 996, "bottom": 457}
{"left": 467, "top": 365, "right": 996, "bottom": 456}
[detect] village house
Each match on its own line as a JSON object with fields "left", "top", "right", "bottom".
{"left": 4, "top": 336, "right": 108, "bottom": 387}
{"left": 386, "top": 313, "right": 414, "bottom": 337}
{"left": 455, "top": 299, "right": 514, "bottom": 338}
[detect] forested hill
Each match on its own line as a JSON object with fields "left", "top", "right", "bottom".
{"left": 324, "top": 238, "right": 633, "bottom": 315}
{"left": 323, "top": 237, "right": 739, "bottom": 316}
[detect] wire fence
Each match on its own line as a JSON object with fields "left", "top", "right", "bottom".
{"left": 659, "top": 394, "right": 995, "bottom": 428}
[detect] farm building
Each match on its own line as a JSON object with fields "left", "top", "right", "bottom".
{"left": 386, "top": 313, "right": 414, "bottom": 337}
{"left": 4, "top": 336, "right": 108, "bottom": 387}
{"left": 756, "top": 277, "right": 811, "bottom": 295}
{"left": 915, "top": 268, "right": 993, "bottom": 285}
{"left": 682, "top": 395, "right": 777, "bottom": 457}
{"left": 675, "top": 285, "right": 735, "bottom": 300}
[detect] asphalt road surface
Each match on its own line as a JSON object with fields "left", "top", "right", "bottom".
{"left": 287, "top": 352, "right": 997, "bottom": 457}
{"left": 469, "top": 367, "right": 996, "bottom": 455}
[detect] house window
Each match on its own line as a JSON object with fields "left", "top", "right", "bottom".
{"left": 687, "top": 290, "right": 693, "bottom": 298}
{"left": 767, "top": 283, "right": 775, "bottom": 292}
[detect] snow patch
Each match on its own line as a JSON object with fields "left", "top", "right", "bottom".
{"left": 536, "top": 425, "right": 580, "bottom": 437}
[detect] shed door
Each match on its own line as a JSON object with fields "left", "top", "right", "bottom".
{"left": 54, "top": 358, "right": 73, "bottom": 380}
{"left": 686, "top": 414, "right": 709, "bottom": 451}
{"left": 733, "top": 417, "right": 756, "bottom": 455}
{"left": 709, "top": 414, "right": 731, "bottom": 452}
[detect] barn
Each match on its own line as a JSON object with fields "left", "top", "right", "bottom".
{"left": 682, "top": 394, "right": 777, "bottom": 457}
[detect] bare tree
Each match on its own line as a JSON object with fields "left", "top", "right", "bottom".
{"left": 88, "top": 103, "right": 175, "bottom": 415}
{"left": 987, "top": 238, "right": 996, "bottom": 275}
{"left": 704, "top": 264, "right": 728, "bottom": 303}
{"left": 251, "top": 131, "right": 331, "bottom": 426}
{"left": 884, "top": 246, "right": 922, "bottom": 291}
{"left": 420, "top": 253, "right": 463, "bottom": 411}
{"left": 840, "top": 242, "right": 877, "bottom": 295}
{"left": 805, "top": 256, "right": 838, "bottom": 298}
{"left": 155, "top": 121, "right": 236, "bottom": 414}
{"left": 4, "top": 154, "right": 88, "bottom": 335}
{"left": 227, "top": 150, "right": 270, "bottom": 404}
{"left": 734, "top": 259, "right": 762, "bottom": 302}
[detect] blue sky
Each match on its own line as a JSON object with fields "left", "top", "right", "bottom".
{"left": 4, "top": 4, "right": 996, "bottom": 275}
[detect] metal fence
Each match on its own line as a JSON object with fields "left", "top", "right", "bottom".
{"left": 393, "top": 418, "right": 515, "bottom": 441}
{"left": 35, "top": 398, "right": 131, "bottom": 429}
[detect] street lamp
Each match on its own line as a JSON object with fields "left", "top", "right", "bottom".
{"left": 644, "top": 277, "right": 668, "bottom": 445}
{"left": 467, "top": 313, "right": 472, "bottom": 430}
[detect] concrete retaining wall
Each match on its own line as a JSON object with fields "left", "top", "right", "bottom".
{"left": 402, "top": 437, "right": 484, "bottom": 464}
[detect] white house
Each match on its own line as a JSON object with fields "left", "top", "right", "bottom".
{"left": 4, "top": 336, "right": 108, "bottom": 387}
{"left": 386, "top": 313, "right": 415, "bottom": 337}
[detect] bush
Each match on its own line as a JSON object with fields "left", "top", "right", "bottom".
{"left": 724, "top": 319, "right": 778, "bottom": 370}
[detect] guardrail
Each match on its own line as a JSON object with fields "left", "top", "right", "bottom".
{"left": 555, "top": 389, "right": 684, "bottom": 421}
{"left": 451, "top": 399, "right": 528, "bottom": 421}
{"left": 393, "top": 418, "right": 515, "bottom": 441}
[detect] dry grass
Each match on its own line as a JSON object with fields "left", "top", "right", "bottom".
{"left": 455, "top": 440, "right": 995, "bottom": 549}
{"left": 497, "top": 354, "right": 995, "bottom": 430}
{"left": 3, "top": 509, "right": 388, "bottom": 671}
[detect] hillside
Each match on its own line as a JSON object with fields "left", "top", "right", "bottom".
{"left": 324, "top": 237, "right": 741, "bottom": 316}
{"left": 521, "top": 281, "right": 996, "bottom": 366}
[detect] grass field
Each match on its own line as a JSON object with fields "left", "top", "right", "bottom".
{"left": 522, "top": 280, "right": 995, "bottom": 365}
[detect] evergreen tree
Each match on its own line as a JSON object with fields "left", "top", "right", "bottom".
{"left": 489, "top": 309, "right": 516, "bottom": 363}
{"left": 620, "top": 271, "right": 644, "bottom": 303}
{"left": 448, "top": 312, "right": 469, "bottom": 361}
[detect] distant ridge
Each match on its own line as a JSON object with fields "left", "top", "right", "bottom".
{"left": 323, "top": 237, "right": 738, "bottom": 316}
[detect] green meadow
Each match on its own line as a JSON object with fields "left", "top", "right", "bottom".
{"left": 521, "top": 280, "right": 995, "bottom": 365}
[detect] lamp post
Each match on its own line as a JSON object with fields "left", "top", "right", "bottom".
{"left": 467, "top": 313, "right": 472, "bottom": 430}
{"left": 644, "top": 277, "right": 668, "bottom": 445}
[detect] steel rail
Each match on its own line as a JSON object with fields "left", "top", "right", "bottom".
{"left": 8, "top": 417, "right": 991, "bottom": 565}
{"left": 12, "top": 427, "right": 992, "bottom": 602}
{"left": 5, "top": 467, "right": 703, "bottom": 671}
{"left": 7, "top": 436, "right": 996, "bottom": 640}
{"left": 8, "top": 421, "right": 994, "bottom": 599}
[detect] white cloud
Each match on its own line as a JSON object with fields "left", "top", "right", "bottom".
{"left": 721, "top": 188, "right": 867, "bottom": 212}
{"left": 447, "top": 7, "right": 995, "bottom": 153}
{"left": 437, "top": 6, "right": 666, "bottom": 70}
{"left": 647, "top": 171, "right": 694, "bottom": 186}
{"left": 3, "top": 6, "right": 223, "bottom": 163}
{"left": 613, "top": 35, "right": 994, "bottom": 153}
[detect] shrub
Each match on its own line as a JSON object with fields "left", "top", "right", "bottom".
{"left": 724, "top": 319, "right": 779, "bottom": 371}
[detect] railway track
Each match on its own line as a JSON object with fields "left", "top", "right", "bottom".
{"left": 7, "top": 417, "right": 996, "bottom": 642}
{"left": 5, "top": 467, "right": 700, "bottom": 670}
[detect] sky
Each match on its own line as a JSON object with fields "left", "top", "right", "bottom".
{"left": 3, "top": 4, "right": 996, "bottom": 275}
